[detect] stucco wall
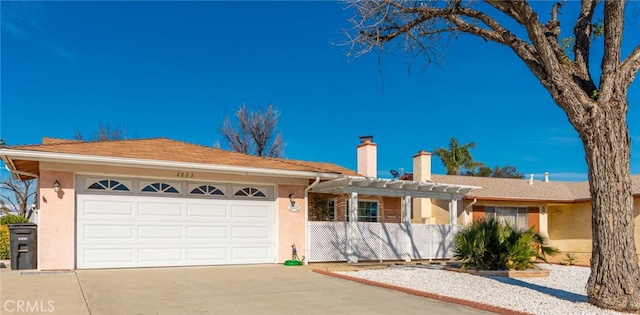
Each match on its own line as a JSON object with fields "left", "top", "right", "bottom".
{"left": 38, "top": 170, "right": 75, "bottom": 271}
{"left": 548, "top": 203, "right": 592, "bottom": 252}
{"left": 431, "top": 199, "right": 451, "bottom": 225}
{"left": 548, "top": 199, "right": 640, "bottom": 256}
{"left": 277, "top": 185, "right": 306, "bottom": 263}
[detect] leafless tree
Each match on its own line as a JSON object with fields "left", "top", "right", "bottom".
{"left": 346, "top": 0, "right": 640, "bottom": 311}
{"left": 219, "top": 104, "right": 284, "bottom": 158}
{"left": 74, "top": 122, "right": 137, "bottom": 141}
{"left": 0, "top": 177, "right": 36, "bottom": 217}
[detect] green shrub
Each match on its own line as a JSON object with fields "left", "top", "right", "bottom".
{"left": 564, "top": 253, "right": 578, "bottom": 266}
{"left": 0, "top": 225, "right": 9, "bottom": 260}
{"left": 453, "top": 218, "right": 559, "bottom": 270}
{"left": 0, "top": 214, "right": 30, "bottom": 226}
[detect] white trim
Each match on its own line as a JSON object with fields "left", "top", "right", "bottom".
{"left": 310, "top": 177, "right": 480, "bottom": 200}
{"left": 0, "top": 149, "right": 348, "bottom": 180}
{"left": 304, "top": 177, "right": 320, "bottom": 265}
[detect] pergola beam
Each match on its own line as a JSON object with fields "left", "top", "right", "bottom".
{"left": 310, "top": 177, "right": 480, "bottom": 200}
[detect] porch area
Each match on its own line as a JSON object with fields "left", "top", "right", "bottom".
{"left": 306, "top": 177, "right": 479, "bottom": 263}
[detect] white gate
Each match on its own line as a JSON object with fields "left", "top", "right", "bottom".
{"left": 309, "top": 222, "right": 461, "bottom": 262}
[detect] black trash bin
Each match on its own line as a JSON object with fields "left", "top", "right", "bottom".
{"left": 8, "top": 223, "right": 37, "bottom": 270}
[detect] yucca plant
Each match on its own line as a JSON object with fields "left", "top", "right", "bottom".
{"left": 453, "top": 217, "right": 558, "bottom": 270}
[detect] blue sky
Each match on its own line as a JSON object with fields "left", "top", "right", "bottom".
{"left": 1, "top": 1, "right": 639, "bottom": 182}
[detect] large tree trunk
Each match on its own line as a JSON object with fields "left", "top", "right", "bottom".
{"left": 583, "top": 99, "right": 640, "bottom": 311}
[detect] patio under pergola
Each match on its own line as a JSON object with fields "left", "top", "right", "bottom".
{"left": 306, "top": 177, "right": 480, "bottom": 263}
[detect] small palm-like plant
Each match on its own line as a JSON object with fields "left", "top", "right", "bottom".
{"left": 453, "top": 218, "right": 558, "bottom": 270}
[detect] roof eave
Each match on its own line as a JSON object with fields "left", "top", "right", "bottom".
{"left": 0, "top": 149, "right": 346, "bottom": 180}
{"left": 463, "top": 196, "right": 585, "bottom": 203}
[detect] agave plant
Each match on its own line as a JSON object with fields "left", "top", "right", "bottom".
{"left": 453, "top": 217, "right": 559, "bottom": 270}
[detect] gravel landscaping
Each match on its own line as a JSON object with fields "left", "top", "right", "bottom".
{"left": 336, "top": 264, "right": 629, "bottom": 315}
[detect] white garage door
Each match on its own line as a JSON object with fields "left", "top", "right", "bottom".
{"left": 76, "top": 179, "right": 276, "bottom": 269}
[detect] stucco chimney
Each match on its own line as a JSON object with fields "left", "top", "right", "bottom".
{"left": 529, "top": 174, "right": 534, "bottom": 185}
{"left": 413, "top": 150, "right": 432, "bottom": 182}
{"left": 357, "top": 136, "right": 377, "bottom": 178}
{"left": 544, "top": 172, "right": 549, "bottom": 182}
{"left": 413, "top": 150, "right": 434, "bottom": 224}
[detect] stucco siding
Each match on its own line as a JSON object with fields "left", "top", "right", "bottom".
{"left": 431, "top": 199, "right": 450, "bottom": 225}
{"left": 277, "top": 185, "right": 306, "bottom": 263}
{"left": 38, "top": 170, "right": 75, "bottom": 270}
{"left": 548, "top": 203, "right": 592, "bottom": 253}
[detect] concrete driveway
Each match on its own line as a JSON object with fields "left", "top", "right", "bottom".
{"left": 2, "top": 264, "right": 494, "bottom": 315}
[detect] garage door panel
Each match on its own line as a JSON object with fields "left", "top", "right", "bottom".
{"left": 186, "top": 204, "right": 228, "bottom": 219}
{"left": 82, "top": 200, "right": 133, "bottom": 216}
{"left": 138, "top": 248, "right": 183, "bottom": 262}
{"left": 83, "top": 224, "right": 134, "bottom": 240}
{"left": 231, "top": 226, "right": 270, "bottom": 240}
{"left": 77, "top": 193, "right": 275, "bottom": 269}
{"left": 138, "top": 202, "right": 183, "bottom": 217}
{"left": 187, "top": 226, "right": 227, "bottom": 239}
{"left": 138, "top": 225, "right": 183, "bottom": 240}
{"left": 81, "top": 248, "right": 134, "bottom": 264}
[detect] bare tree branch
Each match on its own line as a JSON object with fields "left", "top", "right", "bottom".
{"left": 0, "top": 178, "right": 36, "bottom": 217}
{"left": 74, "top": 122, "right": 137, "bottom": 141}
{"left": 219, "top": 104, "right": 284, "bottom": 158}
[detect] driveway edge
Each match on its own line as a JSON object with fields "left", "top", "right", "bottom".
{"left": 312, "top": 268, "right": 532, "bottom": 315}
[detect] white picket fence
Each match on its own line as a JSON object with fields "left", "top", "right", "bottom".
{"left": 308, "top": 221, "right": 462, "bottom": 262}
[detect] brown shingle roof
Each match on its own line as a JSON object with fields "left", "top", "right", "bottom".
{"left": 429, "top": 174, "right": 640, "bottom": 202}
{"left": 9, "top": 137, "right": 360, "bottom": 176}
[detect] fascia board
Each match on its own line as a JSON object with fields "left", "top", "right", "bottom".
{"left": 0, "top": 149, "right": 345, "bottom": 180}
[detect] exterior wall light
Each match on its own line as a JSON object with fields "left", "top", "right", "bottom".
{"left": 53, "top": 181, "right": 61, "bottom": 193}
{"left": 288, "top": 194, "right": 300, "bottom": 212}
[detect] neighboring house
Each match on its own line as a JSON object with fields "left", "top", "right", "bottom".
{"left": 397, "top": 155, "right": 640, "bottom": 261}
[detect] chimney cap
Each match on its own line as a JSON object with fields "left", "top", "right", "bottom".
{"left": 359, "top": 135, "right": 374, "bottom": 143}
{"left": 413, "top": 150, "right": 432, "bottom": 157}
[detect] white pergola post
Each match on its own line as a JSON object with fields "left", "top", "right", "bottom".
{"left": 449, "top": 198, "right": 458, "bottom": 226}
{"left": 347, "top": 192, "right": 359, "bottom": 263}
{"left": 403, "top": 195, "right": 412, "bottom": 262}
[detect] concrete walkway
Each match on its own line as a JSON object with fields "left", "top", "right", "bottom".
{"left": 2, "top": 264, "right": 494, "bottom": 315}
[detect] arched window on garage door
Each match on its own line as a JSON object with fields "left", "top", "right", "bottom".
{"left": 234, "top": 187, "right": 267, "bottom": 198}
{"left": 189, "top": 185, "right": 225, "bottom": 196}
{"left": 140, "top": 182, "right": 180, "bottom": 194}
{"left": 87, "top": 179, "right": 131, "bottom": 192}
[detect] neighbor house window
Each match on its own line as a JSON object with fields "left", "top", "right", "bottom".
{"left": 485, "top": 206, "right": 528, "bottom": 229}
{"left": 346, "top": 201, "right": 379, "bottom": 222}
